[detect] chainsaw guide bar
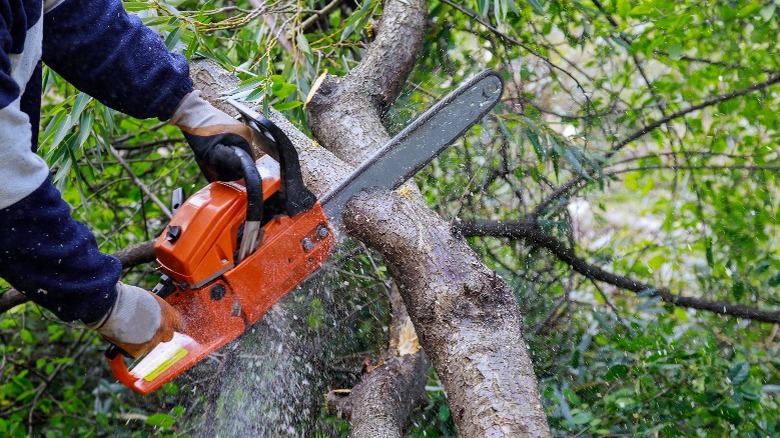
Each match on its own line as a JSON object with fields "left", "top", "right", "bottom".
{"left": 105, "top": 70, "right": 504, "bottom": 394}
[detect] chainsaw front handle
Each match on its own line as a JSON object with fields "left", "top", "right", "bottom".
{"left": 233, "top": 147, "right": 262, "bottom": 223}
{"left": 234, "top": 147, "right": 263, "bottom": 261}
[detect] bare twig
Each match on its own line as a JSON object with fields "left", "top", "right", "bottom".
{"left": 295, "top": 0, "right": 343, "bottom": 34}
{"left": 457, "top": 219, "right": 780, "bottom": 324}
{"left": 106, "top": 144, "right": 172, "bottom": 218}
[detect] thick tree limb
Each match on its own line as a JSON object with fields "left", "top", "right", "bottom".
{"left": 326, "top": 284, "right": 430, "bottom": 438}
{"left": 344, "top": 191, "right": 550, "bottom": 436}
{"left": 458, "top": 219, "right": 780, "bottom": 323}
{"left": 305, "top": 0, "right": 550, "bottom": 434}
{"left": 327, "top": 351, "right": 429, "bottom": 437}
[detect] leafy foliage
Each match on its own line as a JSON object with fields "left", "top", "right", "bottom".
{"left": 1, "top": 0, "right": 779, "bottom": 435}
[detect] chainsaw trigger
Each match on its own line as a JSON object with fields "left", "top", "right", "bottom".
{"left": 151, "top": 275, "right": 176, "bottom": 299}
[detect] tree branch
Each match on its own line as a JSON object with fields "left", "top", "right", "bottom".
{"left": 326, "top": 350, "right": 429, "bottom": 437}
{"left": 609, "top": 72, "right": 780, "bottom": 157}
{"left": 344, "top": 192, "right": 551, "bottom": 436}
{"left": 457, "top": 219, "right": 780, "bottom": 323}
{"left": 106, "top": 143, "right": 172, "bottom": 218}
{"left": 533, "top": 72, "right": 780, "bottom": 218}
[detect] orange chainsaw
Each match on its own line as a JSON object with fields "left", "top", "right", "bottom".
{"left": 105, "top": 70, "right": 503, "bottom": 394}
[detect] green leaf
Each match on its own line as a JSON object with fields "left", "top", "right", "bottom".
{"left": 273, "top": 101, "right": 303, "bottom": 111}
{"left": 437, "top": 404, "right": 450, "bottom": 422}
{"left": 629, "top": 4, "right": 656, "bottom": 16}
{"left": 140, "top": 16, "right": 171, "bottom": 27}
{"left": 526, "top": 0, "right": 546, "bottom": 16}
{"left": 569, "top": 411, "right": 594, "bottom": 425}
{"left": 145, "top": 413, "right": 175, "bottom": 428}
{"left": 123, "top": 2, "right": 153, "bottom": 12}
{"left": 731, "top": 281, "right": 745, "bottom": 300}
{"left": 605, "top": 364, "right": 629, "bottom": 381}
{"left": 616, "top": 0, "right": 630, "bottom": 18}
{"left": 296, "top": 33, "right": 310, "bottom": 54}
{"left": 270, "top": 75, "right": 287, "bottom": 85}
{"left": 525, "top": 128, "right": 545, "bottom": 159}
{"left": 728, "top": 361, "right": 750, "bottom": 386}
{"left": 244, "top": 86, "right": 266, "bottom": 102}
{"left": 71, "top": 93, "right": 91, "bottom": 121}
{"left": 272, "top": 83, "right": 298, "bottom": 100}
{"left": 563, "top": 147, "right": 590, "bottom": 179}
{"left": 737, "top": 2, "right": 763, "bottom": 18}
{"left": 164, "top": 26, "right": 183, "bottom": 50}
{"left": 20, "top": 329, "right": 35, "bottom": 344}
{"left": 668, "top": 44, "right": 682, "bottom": 60}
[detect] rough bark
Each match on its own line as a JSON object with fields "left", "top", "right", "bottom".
{"left": 327, "top": 352, "right": 429, "bottom": 437}
{"left": 343, "top": 191, "right": 550, "bottom": 436}
{"left": 304, "top": 0, "right": 550, "bottom": 434}
{"left": 326, "top": 285, "right": 430, "bottom": 438}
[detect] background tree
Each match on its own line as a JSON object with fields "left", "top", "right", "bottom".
{"left": 1, "top": 0, "right": 779, "bottom": 436}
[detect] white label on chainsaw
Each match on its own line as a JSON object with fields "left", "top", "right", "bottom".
{"left": 130, "top": 332, "right": 194, "bottom": 382}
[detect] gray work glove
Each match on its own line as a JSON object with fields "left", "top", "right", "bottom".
{"left": 87, "top": 282, "right": 183, "bottom": 358}
{"left": 169, "top": 91, "right": 254, "bottom": 181}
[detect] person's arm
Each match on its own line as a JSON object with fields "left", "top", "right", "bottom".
{"left": 42, "top": 0, "right": 256, "bottom": 180}
{"left": 0, "top": 175, "right": 183, "bottom": 356}
{"left": 41, "top": 0, "right": 192, "bottom": 120}
{"left": 0, "top": 177, "right": 121, "bottom": 323}
{"left": 0, "top": 8, "right": 181, "bottom": 356}
{"left": 0, "top": 7, "right": 117, "bottom": 323}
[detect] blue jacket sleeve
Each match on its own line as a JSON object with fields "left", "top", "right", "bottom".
{"left": 0, "top": 176, "right": 121, "bottom": 323}
{"left": 41, "top": 0, "right": 193, "bottom": 120}
{"left": 0, "top": 3, "right": 118, "bottom": 324}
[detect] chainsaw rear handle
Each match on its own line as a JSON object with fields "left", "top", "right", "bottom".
{"left": 105, "top": 344, "right": 127, "bottom": 360}
{"left": 105, "top": 347, "right": 138, "bottom": 387}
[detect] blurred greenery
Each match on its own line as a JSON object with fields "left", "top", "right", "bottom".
{"left": 1, "top": 0, "right": 779, "bottom": 435}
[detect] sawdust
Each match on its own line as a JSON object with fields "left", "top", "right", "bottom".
{"left": 395, "top": 184, "right": 417, "bottom": 200}
{"left": 397, "top": 319, "right": 421, "bottom": 356}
